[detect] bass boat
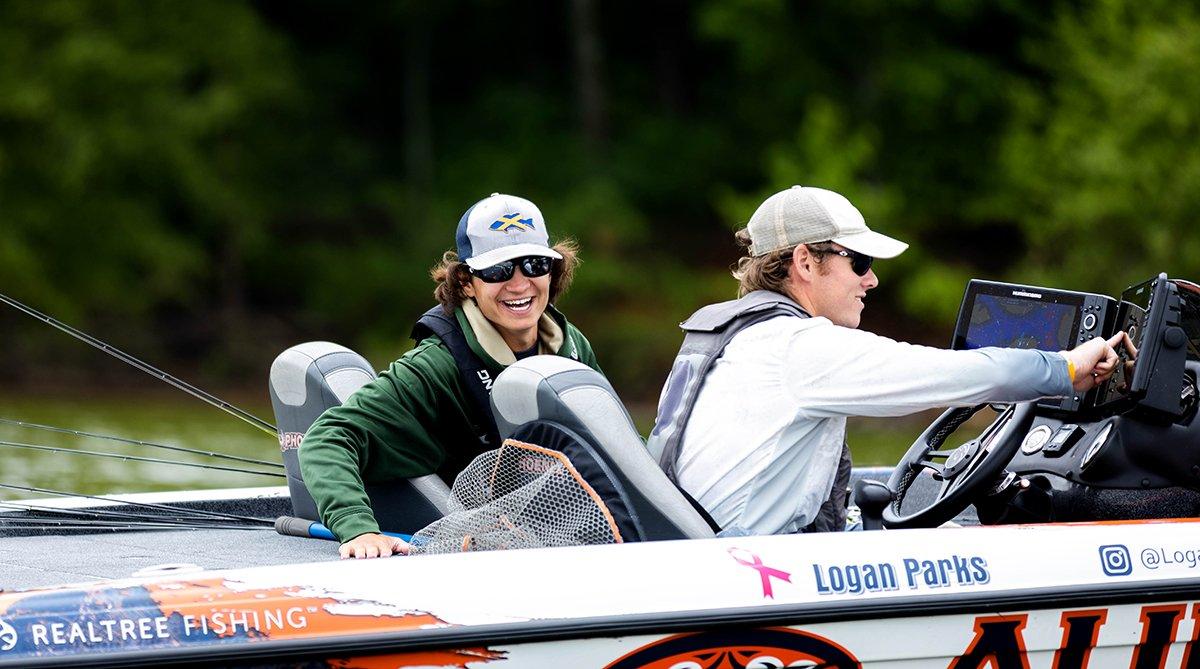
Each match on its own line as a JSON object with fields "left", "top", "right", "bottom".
{"left": 0, "top": 273, "right": 1198, "bottom": 668}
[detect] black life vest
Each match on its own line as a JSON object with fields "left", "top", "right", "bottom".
{"left": 410, "top": 306, "right": 501, "bottom": 449}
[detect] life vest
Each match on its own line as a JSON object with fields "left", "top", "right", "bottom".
{"left": 648, "top": 290, "right": 811, "bottom": 479}
{"left": 648, "top": 289, "right": 851, "bottom": 533}
{"left": 411, "top": 306, "right": 501, "bottom": 449}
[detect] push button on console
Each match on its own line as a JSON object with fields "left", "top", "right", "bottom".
{"left": 1082, "top": 313, "right": 1097, "bottom": 331}
{"left": 1043, "top": 423, "right": 1084, "bottom": 456}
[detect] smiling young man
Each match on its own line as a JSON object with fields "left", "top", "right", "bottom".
{"left": 648, "top": 185, "right": 1123, "bottom": 536}
{"left": 300, "top": 193, "right": 601, "bottom": 558}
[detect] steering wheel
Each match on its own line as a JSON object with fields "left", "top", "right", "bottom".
{"left": 881, "top": 402, "right": 1036, "bottom": 529}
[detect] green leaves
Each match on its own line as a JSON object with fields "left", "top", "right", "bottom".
{"left": 0, "top": 1, "right": 305, "bottom": 316}
{"left": 1003, "top": 0, "right": 1200, "bottom": 293}
{"left": 3, "top": 0, "right": 1200, "bottom": 402}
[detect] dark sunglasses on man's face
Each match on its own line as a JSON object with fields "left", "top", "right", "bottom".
{"left": 807, "top": 243, "right": 873, "bottom": 277}
{"left": 469, "top": 255, "right": 555, "bottom": 283}
{"left": 831, "top": 248, "right": 874, "bottom": 276}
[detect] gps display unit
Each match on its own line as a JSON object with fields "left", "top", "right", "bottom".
{"left": 950, "top": 280, "right": 1117, "bottom": 413}
{"left": 1094, "top": 273, "right": 1193, "bottom": 419}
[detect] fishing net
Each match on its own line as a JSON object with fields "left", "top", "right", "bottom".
{"left": 408, "top": 438, "right": 622, "bottom": 554}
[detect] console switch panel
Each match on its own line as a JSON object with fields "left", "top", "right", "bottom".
{"left": 1043, "top": 423, "right": 1084, "bottom": 456}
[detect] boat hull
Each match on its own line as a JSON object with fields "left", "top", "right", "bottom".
{"left": 2, "top": 519, "right": 1199, "bottom": 667}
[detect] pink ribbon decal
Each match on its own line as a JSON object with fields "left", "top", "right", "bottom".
{"left": 728, "top": 547, "right": 791, "bottom": 599}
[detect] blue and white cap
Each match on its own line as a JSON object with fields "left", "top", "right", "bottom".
{"left": 456, "top": 193, "right": 563, "bottom": 270}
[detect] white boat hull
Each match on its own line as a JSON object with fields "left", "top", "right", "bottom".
{"left": 1, "top": 519, "right": 1198, "bottom": 667}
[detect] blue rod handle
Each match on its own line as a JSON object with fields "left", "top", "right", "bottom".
{"left": 274, "top": 516, "right": 412, "bottom": 543}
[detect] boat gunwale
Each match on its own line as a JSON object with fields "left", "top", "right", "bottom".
{"left": 3, "top": 573, "right": 1197, "bottom": 668}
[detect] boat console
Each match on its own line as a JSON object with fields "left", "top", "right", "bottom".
{"left": 873, "top": 273, "right": 1200, "bottom": 528}
{"left": 950, "top": 280, "right": 1119, "bottom": 414}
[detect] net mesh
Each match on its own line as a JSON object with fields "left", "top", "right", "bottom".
{"left": 408, "top": 438, "right": 622, "bottom": 554}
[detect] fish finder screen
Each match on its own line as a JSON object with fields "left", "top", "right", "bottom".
{"left": 964, "top": 295, "right": 1078, "bottom": 352}
{"left": 1101, "top": 280, "right": 1153, "bottom": 401}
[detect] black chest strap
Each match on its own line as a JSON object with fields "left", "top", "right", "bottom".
{"left": 411, "top": 306, "right": 501, "bottom": 448}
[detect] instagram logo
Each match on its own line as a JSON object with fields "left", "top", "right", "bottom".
{"left": 1099, "top": 544, "right": 1132, "bottom": 576}
{"left": 0, "top": 618, "right": 16, "bottom": 652}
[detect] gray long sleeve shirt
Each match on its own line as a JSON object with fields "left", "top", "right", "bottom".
{"left": 673, "top": 316, "right": 1073, "bottom": 535}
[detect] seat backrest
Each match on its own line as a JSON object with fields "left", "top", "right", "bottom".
{"left": 490, "top": 356, "right": 716, "bottom": 541}
{"left": 269, "top": 342, "right": 449, "bottom": 532}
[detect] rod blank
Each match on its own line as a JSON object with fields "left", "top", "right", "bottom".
{"left": 0, "top": 292, "right": 278, "bottom": 437}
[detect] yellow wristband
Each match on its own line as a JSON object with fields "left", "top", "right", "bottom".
{"left": 1066, "top": 359, "right": 1076, "bottom": 383}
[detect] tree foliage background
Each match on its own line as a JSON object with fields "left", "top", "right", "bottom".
{"left": 0, "top": 0, "right": 1197, "bottom": 408}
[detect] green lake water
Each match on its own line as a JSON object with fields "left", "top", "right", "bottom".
{"left": 0, "top": 393, "right": 282, "bottom": 500}
{"left": 0, "top": 392, "right": 957, "bottom": 502}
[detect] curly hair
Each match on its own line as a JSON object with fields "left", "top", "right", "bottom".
{"left": 731, "top": 229, "right": 834, "bottom": 296}
{"left": 430, "top": 239, "right": 581, "bottom": 313}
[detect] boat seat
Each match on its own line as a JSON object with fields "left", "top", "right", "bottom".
{"left": 269, "top": 342, "right": 450, "bottom": 534}
{"left": 490, "top": 356, "right": 717, "bottom": 541}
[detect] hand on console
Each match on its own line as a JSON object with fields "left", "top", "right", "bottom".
{"left": 1061, "top": 331, "right": 1133, "bottom": 392}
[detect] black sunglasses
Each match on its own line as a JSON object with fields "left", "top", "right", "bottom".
{"left": 469, "top": 256, "right": 555, "bottom": 283}
{"left": 810, "top": 244, "right": 873, "bottom": 276}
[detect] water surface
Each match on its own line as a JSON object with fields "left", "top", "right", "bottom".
{"left": 0, "top": 393, "right": 948, "bottom": 503}
{"left": 0, "top": 393, "right": 280, "bottom": 500}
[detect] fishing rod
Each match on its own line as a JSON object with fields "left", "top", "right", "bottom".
{"left": 0, "top": 513, "right": 268, "bottom": 530}
{"left": 0, "top": 482, "right": 276, "bottom": 525}
{"left": 0, "top": 291, "right": 278, "bottom": 437}
{"left": 0, "top": 439, "right": 284, "bottom": 477}
{"left": 275, "top": 515, "right": 412, "bottom": 543}
{"left": 0, "top": 519, "right": 267, "bottom": 532}
{"left": 0, "top": 499, "right": 273, "bottom": 528}
{"left": 0, "top": 417, "right": 284, "bottom": 469}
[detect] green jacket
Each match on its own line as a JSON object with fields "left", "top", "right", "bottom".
{"left": 299, "top": 303, "right": 601, "bottom": 542}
